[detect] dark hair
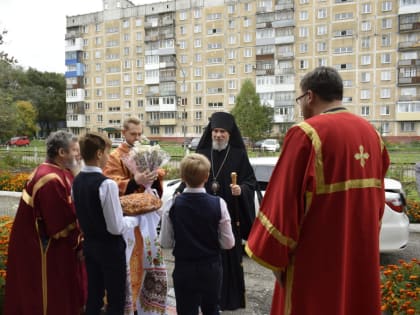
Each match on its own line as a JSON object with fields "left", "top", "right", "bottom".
{"left": 46, "top": 130, "right": 77, "bottom": 159}
{"left": 300, "top": 66, "right": 343, "bottom": 102}
{"left": 79, "top": 132, "right": 111, "bottom": 161}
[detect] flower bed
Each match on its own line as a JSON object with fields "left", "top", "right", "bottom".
{"left": 0, "top": 215, "right": 13, "bottom": 306}
{"left": 0, "top": 172, "right": 29, "bottom": 192}
{"left": 406, "top": 200, "right": 420, "bottom": 224}
{"left": 381, "top": 258, "right": 420, "bottom": 314}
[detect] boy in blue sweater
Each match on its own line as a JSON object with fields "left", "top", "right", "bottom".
{"left": 72, "top": 132, "right": 138, "bottom": 315}
{"left": 160, "top": 153, "right": 235, "bottom": 315}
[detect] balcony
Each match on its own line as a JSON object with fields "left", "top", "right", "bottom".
{"left": 275, "top": 35, "right": 294, "bottom": 44}
{"left": 398, "top": 41, "right": 420, "bottom": 51}
{"left": 398, "top": 59, "right": 420, "bottom": 67}
{"left": 256, "top": 69, "right": 275, "bottom": 76}
{"left": 66, "top": 89, "right": 85, "bottom": 103}
{"left": 66, "top": 114, "right": 86, "bottom": 128}
{"left": 275, "top": 3, "right": 294, "bottom": 11}
{"left": 398, "top": 76, "right": 420, "bottom": 85}
{"left": 65, "top": 38, "right": 83, "bottom": 52}
{"left": 399, "top": 95, "right": 420, "bottom": 102}
{"left": 399, "top": 22, "right": 420, "bottom": 33}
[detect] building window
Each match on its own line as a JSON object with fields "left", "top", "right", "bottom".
{"left": 195, "top": 82, "right": 202, "bottom": 91}
{"left": 243, "top": 32, "right": 252, "bottom": 42}
{"left": 228, "top": 4, "right": 235, "bottom": 14}
{"left": 380, "top": 88, "right": 391, "bottom": 98}
{"left": 228, "top": 35, "right": 236, "bottom": 45}
{"left": 97, "top": 115, "right": 103, "bottom": 122}
{"left": 228, "top": 80, "right": 236, "bottom": 89}
{"left": 318, "top": 58, "right": 327, "bottom": 67}
{"left": 300, "top": 43, "right": 308, "bottom": 53}
{"left": 195, "top": 111, "right": 202, "bottom": 120}
{"left": 194, "top": 8, "right": 201, "bottom": 18}
{"left": 195, "top": 53, "right": 202, "bottom": 62}
{"left": 361, "top": 55, "right": 371, "bottom": 65}
{"left": 300, "top": 11, "right": 309, "bottom": 20}
{"left": 179, "top": 11, "right": 187, "bottom": 20}
{"left": 244, "top": 64, "right": 253, "bottom": 73}
{"left": 381, "top": 122, "right": 390, "bottom": 134}
{"left": 318, "top": 8, "right": 327, "bottom": 18}
{"left": 382, "top": 18, "right": 392, "bottom": 29}
{"left": 244, "top": 48, "right": 252, "bottom": 58}
{"left": 381, "top": 53, "right": 391, "bottom": 64}
{"left": 401, "top": 122, "right": 415, "bottom": 132}
{"left": 317, "top": 25, "right": 328, "bottom": 35}
{"left": 361, "top": 37, "right": 370, "bottom": 49}
{"left": 382, "top": 1, "right": 392, "bottom": 11}
{"left": 361, "top": 72, "right": 371, "bottom": 82}
{"left": 381, "top": 71, "right": 391, "bottom": 81}
{"left": 194, "top": 39, "right": 202, "bottom": 48}
{"left": 194, "top": 24, "right": 201, "bottom": 33}
{"left": 195, "top": 96, "right": 202, "bottom": 105}
{"left": 380, "top": 105, "right": 390, "bottom": 115}
{"left": 361, "top": 90, "right": 371, "bottom": 100}
{"left": 381, "top": 34, "right": 391, "bottom": 47}
{"left": 299, "top": 27, "right": 309, "bottom": 37}
{"left": 361, "top": 3, "right": 372, "bottom": 13}
{"left": 299, "top": 60, "right": 309, "bottom": 69}
{"left": 361, "top": 106, "right": 370, "bottom": 116}
{"left": 361, "top": 21, "right": 372, "bottom": 31}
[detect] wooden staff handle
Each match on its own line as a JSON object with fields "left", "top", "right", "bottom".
{"left": 231, "top": 172, "right": 237, "bottom": 185}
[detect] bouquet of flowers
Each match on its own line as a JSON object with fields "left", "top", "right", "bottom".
{"left": 122, "top": 143, "right": 171, "bottom": 175}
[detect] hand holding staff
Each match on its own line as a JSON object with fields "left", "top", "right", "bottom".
{"left": 230, "top": 172, "right": 241, "bottom": 196}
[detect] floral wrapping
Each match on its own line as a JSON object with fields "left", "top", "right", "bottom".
{"left": 121, "top": 144, "right": 170, "bottom": 176}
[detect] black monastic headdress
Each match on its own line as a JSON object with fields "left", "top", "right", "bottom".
{"left": 196, "top": 112, "right": 245, "bottom": 150}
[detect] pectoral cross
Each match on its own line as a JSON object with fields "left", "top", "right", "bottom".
{"left": 354, "top": 145, "right": 369, "bottom": 167}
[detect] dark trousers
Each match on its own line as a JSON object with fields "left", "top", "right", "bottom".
{"left": 83, "top": 239, "right": 127, "bottom": 315}
{"left": 173, "top": 258, "right": 222, "bottom": 315}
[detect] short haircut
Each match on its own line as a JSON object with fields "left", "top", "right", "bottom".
{"left": 180, "top": 153, "right": 210, "bottom": 188}
{"left": 46, "top": 130, "right": 78, "bottom": 160}
{"left": 300, "top": 66, "right": 343, "bottom": 102}
{"left": 123, "top": 117, "right": 141, "bottom": 130}
{"left": 79, "top": 132, "right": 112, "bottom": 161}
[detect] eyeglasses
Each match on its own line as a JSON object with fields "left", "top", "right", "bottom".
{"left": 295, "top": 91, "right": 309, "bottom": 105}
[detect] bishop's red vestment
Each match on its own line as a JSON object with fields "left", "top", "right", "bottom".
{"left": 4, "top": 162, "right": 86, "bottom": 315}
{"left": 246, "top": 109, "right": 389, "bottom": 315}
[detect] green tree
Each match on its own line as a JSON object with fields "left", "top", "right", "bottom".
{"left": 231, "top": 79, "right": 273, "bottom": 142}
{"left": 15, "top": 100, "right": 38, "bottom": 136}
{"left": 0, "top": 29, "right": 17, "bottom": 64}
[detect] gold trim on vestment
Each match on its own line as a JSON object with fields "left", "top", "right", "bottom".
{"left": 52, "top": 222, "right": 77, "bottom": 239}
{"left": 36, "top": 218, "right": 50, "bottom": 315}
{"left": 298, "top": 121, "right": 383, "bottom": 195}
{"left": 22, "top": 173, "right": 64, "bottom": 207}
{"left": 284, "top": 258, "right": 295, "bottom": 315}
{"left": 244, "top": 244, "right": 284, "bottom": 272}
{"left": 257, "top": 212, "right": 297, "bottom": 249}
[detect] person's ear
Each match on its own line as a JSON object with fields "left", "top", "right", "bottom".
{"left": 58, "top": 147, "right": 66, "bottom": 157}
{"left": 96, "top": 149, "right": 103, "bottom": 160}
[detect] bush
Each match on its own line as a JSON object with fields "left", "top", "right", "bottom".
{"left": 0, "top": 216, "right": 13, "bottom": 301}
{"left": 406, "top": 200, "right": 420, "bottom": 224}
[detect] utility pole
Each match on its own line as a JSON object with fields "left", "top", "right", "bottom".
{"left": 173, "top": 54, "right": 187, "bottom": 152}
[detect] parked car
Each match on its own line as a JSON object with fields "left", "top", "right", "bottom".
{"left": 252, "top": 140, "right": 263, "bottom": 152}
{"left": 6, "top": 136, "right": 30, "bottom": 147}
{"left": 260, "top": 139, "right": 280, "bottom": 152}
{"left": 111, "top": 138, "right": 124, "bottom": 148}
{"left": 188, "top": 137, "right": 201, "bottom": 151}
{"left": 160, "top": 157, "right": 410, "bottom": 253}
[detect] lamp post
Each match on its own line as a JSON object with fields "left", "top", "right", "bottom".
{"left": 173, "top": 54, "right": 187, "bottom": 152}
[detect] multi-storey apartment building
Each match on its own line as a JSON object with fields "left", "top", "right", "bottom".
{"left": 65, "top": 0, "right": 420, "bottom": 141}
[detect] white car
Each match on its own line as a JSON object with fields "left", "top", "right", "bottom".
{"left": 260, "top": 139, "right": 280, "bottom": 152}
{"left": 161, "top": 157, "right": 409, "bottom": 253}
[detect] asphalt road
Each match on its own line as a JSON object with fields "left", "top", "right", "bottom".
{"left": 164, "top": 229, "right": 420, "bottom": 315}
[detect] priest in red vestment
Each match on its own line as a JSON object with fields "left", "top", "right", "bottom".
{"left": 4, "top": 131, "right": 86, "bottom": 315}
{"left": 246, "top": 67, "right": 390, "bottom": 315}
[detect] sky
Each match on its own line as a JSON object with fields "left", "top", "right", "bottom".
{"left": 0, "top": 0, "right": 153, "bottom": 74}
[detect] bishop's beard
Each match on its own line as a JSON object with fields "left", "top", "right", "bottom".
{"left": 212, "top": 140, "right": 228, "bottom": 152}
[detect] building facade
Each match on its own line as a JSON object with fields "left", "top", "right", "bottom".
{"left": 65, "top": 0, "right": 420, "bottom": 141}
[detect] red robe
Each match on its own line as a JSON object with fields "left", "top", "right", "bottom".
{"left": 4, "top": 162, "right": 86, "bottom": 315}
{"left": 246, "top": 109, "right": 390, "bottom": 315}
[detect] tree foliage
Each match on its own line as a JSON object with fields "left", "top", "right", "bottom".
{"left": 0, "top": 29, "right": 17, "bottom": 64}
{"left": 231, "top": 79, "right": 274, "bottom": 142}
{"left": 15, "top": 100, "right": 38, "bottom": 136}
{"left": 0, "top": 61, "right": 65, "bottom": 142}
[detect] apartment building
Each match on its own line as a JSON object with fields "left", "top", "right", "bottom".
{"left": 65, "top": 0, "right": 420, "bottom": 141}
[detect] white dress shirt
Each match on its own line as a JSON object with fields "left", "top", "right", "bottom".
{"left": 73, "top": 165, "right": 138, "bottom": 235}
{"left": 159, "top": 187, "right": 235, "bottom": 250}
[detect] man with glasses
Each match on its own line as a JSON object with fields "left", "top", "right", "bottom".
{"left": 246, "top": 66, "right": 390, "bottom": 315}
